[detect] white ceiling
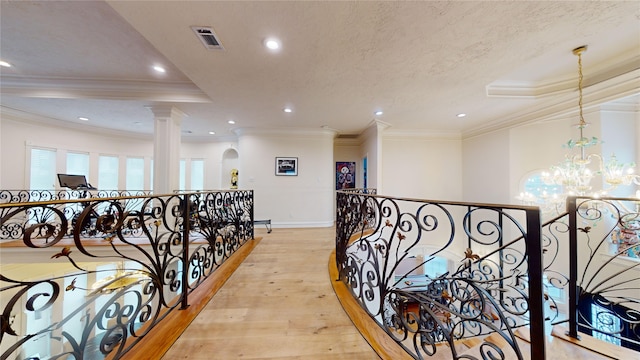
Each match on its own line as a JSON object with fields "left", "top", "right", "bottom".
{"left": 1, "top": 1, "right": 639, "bottom": 141}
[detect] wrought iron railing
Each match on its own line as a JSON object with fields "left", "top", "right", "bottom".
{"left": 0, "top": 189, "right": 154, "bottom": 204}
{"left": 0, "top": 190, "right": 254, "bottom": 359}
{"left": 335, "top": 190, "right": 544, "bottom": 359}
{"left": 336, "top": 191, "right": 640, "bottom": 359}
{"left": 542, "top": 196, "right": 640, "bottom": 352}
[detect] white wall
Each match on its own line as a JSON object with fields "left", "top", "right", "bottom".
{"left": 599, "top": 108, "right": 639, "bottom": 197}
{"left": 236, "top": 128, "right": 335, "bottom": 227}
{"left": 181, "top": 141, "right": 239, "bottom": 190}
{"left": 462, "top": 129, "right": 511, "bottom": 204}
{"left": 382, "top": 134, "right": 463, "bottom": 201}
{"left": 1, "top": 118, "right": 154, "bottom": 189}
{"left": 360, "top": 124, "right": 380, "bottom": 189}
{"left": 0, "top": 118, "right": 238, "bottom": 192}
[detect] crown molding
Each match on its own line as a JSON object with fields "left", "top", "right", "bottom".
{"left": 383, "top": 129, "right": 462, "bottom": 140}
{"left": 233, "top": 127, "right": 337, "bottom": 138}
{"left": 464, "top": 68, "right": 640, "bottom": 140}
{"left": 486, "top": 54, "right": 640, "bottom": 99}
{"left": 0, "top": 75, "right": 211, "bottom": 103}
{"left": 1, "top": 105, "right": 155, "bottom": 141}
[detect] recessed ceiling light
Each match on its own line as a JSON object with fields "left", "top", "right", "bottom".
{"left": 0, "top": 60, "right": 11, "bottom": 68}
{"left": 209, "top": 131, "right": 216, "bottom": 135}
{"left": 228, "top": 120, "right": 235, "bottom": 124}
{"left": 264, "top": 38, "right": 281, "bottom": 50}
{"left": 283, "top": 107, "right": 293, "bottom": 113}
{"left": 153, "top": 65, "right": 166, "bottom": 73}
{"left": 374, "top": 110, "right": 383, "bottom": 116}
{"left": 78, "top": 117, "right": 89, "bottom": 121}
{"left": 457, "top": 113, "right": 467, "bottom": 118}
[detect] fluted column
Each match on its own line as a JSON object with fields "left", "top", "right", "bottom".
{"left": 149, "top": 105, "right": 185, "bottom": 194}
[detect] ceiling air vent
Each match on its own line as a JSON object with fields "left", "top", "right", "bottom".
{"left": 191, "top": 26, "right": 224, "bottom": 50}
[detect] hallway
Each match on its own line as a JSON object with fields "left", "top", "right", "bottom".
{"left": 162, "top": 227, "right": 378, "bottom": 359}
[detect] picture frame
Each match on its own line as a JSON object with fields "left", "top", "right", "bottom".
{"left": 336, "top": 161, "right": 356, "bottom": 190}
{"left": 275, "top": 157, "right": 298, "bottom": 176}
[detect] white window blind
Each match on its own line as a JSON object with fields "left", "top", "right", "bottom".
{"left": 30, "top": 148, "right": 56, "bottom": 190}
{"left": 149, "top": 159, "right": 154, "bottom": 191}
{"left": 179, "top": 159, "right": 186, "bottom": 191}
{"left": 66, "top": 152, "right": 89, "bottom": 179}
{"left": 191, "top": 159, "right": 204, "bottom": 190}
{"left": 98, "top": 155, "right": 119, "bottom": 190}
{"left": 126, "top": 157, "right": 144, "bottom": 191}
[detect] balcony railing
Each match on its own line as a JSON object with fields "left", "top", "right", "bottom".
{"left": 544, "top": 196, "right": 640, "bottom": 352}
{"left": 0, "top": 190, "right": 254, "bottom": 359}
{"left": 335, "top": 190, "right": 640, "bottom": 359}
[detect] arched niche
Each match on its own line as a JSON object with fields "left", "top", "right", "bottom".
{"left": 221, "top": 148, "right": 239, "bottom": 189}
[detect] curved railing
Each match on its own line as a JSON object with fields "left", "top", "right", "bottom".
{"left": 0, "top": 189, "right": 154, "bottom": 204}
{"left": 335, "top": 190, "right": 544, "bottom": 359}
{"left": 0, "top": 190, "right": 254, "bottom": 359}
{"left": 542, "top": 196, "right": 640, "bottom": 352}
{"left": 336, "top": 191, "right": 640, "bottom": 359}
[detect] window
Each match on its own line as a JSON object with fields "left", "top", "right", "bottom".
{"left": 98, "top": 155, "right": 119, "bottom": 190}
{"left": 591, "top": 304, "right": 621, "bottom": 345}
{"left": 66, "top": 152, "right": 89, "bottom": 179}
{"left": 149, "top": 159, "right": 154, "bottom": 191}
{"left": 179, "top": 159, "right": 186, "bottom": 191}
{"left": 543, "top": 274, "right": 565, "bottom": 303}
{"left": 191, "top": 159, "right": 204, "bottom": 190}
{"left": 425, "top": 256, "right": 449, "bottom": 278}
{"left": 126, "top": 157, "right": 144, "bottom": 191}
{"left": 30, "top": 148, "right": 56, "bottom": 190}
{"left": 519, "top": 172, "right": 563, "bottom": 205}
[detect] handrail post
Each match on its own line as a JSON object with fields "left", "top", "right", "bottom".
{"left": 566, "top": 196, "right": 579, "bottom": 339}
{"left": 526, "top": 207, "right": 545, "bottom": 360}
{"left": 181, "top": 193, "right": 190, "bottom": 310}
{"left": 250, "top": 190, "right": 255, "bottom": 239}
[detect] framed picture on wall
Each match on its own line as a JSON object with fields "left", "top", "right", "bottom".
{"left": 336, "top": 161, "right": 356, "bottom": 189}
{"left": 275, "top": 157, "right": 298, "bottom": 176}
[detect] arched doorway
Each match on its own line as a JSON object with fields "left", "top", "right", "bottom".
{"left": 221, "top": 148, "right": 239, "bottom": 189}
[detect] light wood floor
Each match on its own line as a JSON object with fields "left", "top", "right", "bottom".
{"left": 161, "top": 227, "right": 379, "bottom": 360}
{"left": 157, "top": 227, "right": 631, "bottom": 360}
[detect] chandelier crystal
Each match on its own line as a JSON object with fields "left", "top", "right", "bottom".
{"left": 539, "top": 46, "right": 639, "bottom": 200}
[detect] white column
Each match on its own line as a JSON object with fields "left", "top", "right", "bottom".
{"left": 149, "top": 106, "right": 185, "bottom": 194}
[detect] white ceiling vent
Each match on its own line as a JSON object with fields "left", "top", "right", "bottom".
{"left": 191, "top": 26, "right": 224, "bottom": 50}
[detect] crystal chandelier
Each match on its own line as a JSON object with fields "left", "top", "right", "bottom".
{"left": 539, "top": 45, "right": 639, "bottom": 199}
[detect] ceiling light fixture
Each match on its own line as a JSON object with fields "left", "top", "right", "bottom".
{"left": 0, "top": 60, "right": 11, "bottom": 68}
{"left": 153, "top": 65, "right": 166, "bottom": 73}
{"left": 264, "top": 38, "right": 281, "bottom": 50}
{"left": 78, "top": 117, "right": 89, "bottom": 121}
{"left": 283, "top": 107, "right": 293, "bottom": 113}
{"left": 457, "top": 113, "right": 467, "bottom": 118}
{"left": 209, "top": 131, "right": 216, "bottom": 135}
{"left": 228, "top": 120, "right": 235, "bottom": 125}
{"left": 375, "top": 110, "right": 384, "bottom": 116}
{"left": 525, "top": 46, "right": 639, "bottom": 206}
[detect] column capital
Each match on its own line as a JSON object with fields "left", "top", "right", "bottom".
{"left": 146, "top": 105, "right": 187, "bottom": 120}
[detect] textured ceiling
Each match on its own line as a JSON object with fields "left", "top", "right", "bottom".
{"left": 1, "top": 1, "right": 639, "bottom": 141}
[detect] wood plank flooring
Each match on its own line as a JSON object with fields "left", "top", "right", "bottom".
{"left": 158, "top": 226, "right": 633, "bottom": 360}
{"left": 162, "top": 227, "right": 379, "bottom": 360}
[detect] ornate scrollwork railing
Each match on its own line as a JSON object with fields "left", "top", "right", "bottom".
{"left": 336, "top": 190, "right": 544, "bottom": 359}
{"left": 541, "top": 196, "right": 640, "bottom": 352}
{"left": 0, "top": 190, "right": 254, "bottom": 359}
{"left": 0, "top": 189, "right": 154, "bottom": 204}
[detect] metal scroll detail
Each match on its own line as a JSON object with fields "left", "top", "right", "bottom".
{"left": 569, "top": 198, "right": 639, "bottom": 351}
{"left": 336, "top": 191, "right": 543, "bottom": 360}
{"left": 0, "top": 190, "right": 254, "bottom": 360}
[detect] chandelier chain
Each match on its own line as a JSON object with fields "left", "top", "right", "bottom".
{"left": 577, "top": 49, "right": 584, "bottom": 127}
